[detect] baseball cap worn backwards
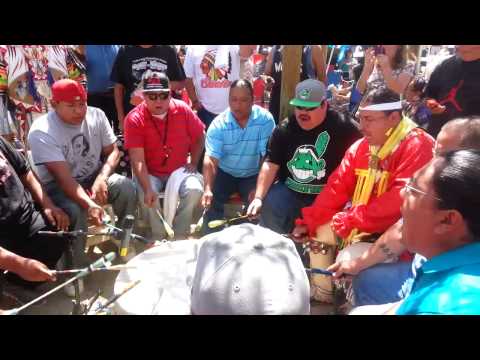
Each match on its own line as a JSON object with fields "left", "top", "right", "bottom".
{"left": 190, "top": 223, "right": 310, "bottom": 315}
{"left": 51, "top": 79, "right": 87, "bottom": 103}
{"left": 290, "top": 79, "right": 327, "bottom": 108}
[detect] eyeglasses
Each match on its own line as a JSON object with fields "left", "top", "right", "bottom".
{"left": 146, "top": 92, "right": 170, "bottom": 101}
{"left": 295, "top": 106, "right": 319, "bottom": 112}
{"left": 404, "top": 180, "right": 442, "bottom": 202}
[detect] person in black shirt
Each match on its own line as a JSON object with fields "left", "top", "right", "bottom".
{"left": 424, "top": 45, "right": 480, "bottom": 137}
{"left": 246, "top": 79, "right": 360, "bottom": 234}
{"left": 110, "top": 45, "right": 186, "bottom": 132}
{"left": 0, "top": 137, "right": 69, "bottom": 288}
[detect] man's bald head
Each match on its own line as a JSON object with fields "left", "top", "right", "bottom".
{"left": 436, "top": 117, "right": 480, "bottom": 155}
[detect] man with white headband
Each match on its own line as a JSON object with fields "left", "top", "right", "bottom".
{"left": 292, "top": 86, "right": 435, "bottom": 302}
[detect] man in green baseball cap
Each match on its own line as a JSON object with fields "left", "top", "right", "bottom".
{"left": 246, "top": 78, "right": 360, "bottom": 233}
{"left": 289, "top": 79, "right": 327, "bottom": 109}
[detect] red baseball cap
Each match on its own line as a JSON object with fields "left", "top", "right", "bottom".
{"left": 51, "top": 79, "right": 87, "bottom": 103}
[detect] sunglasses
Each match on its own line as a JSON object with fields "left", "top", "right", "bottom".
{"left": 146, "top": 92, "right": 170, "bottom": 101}
{"left": 295, "top": 106, "right": 319, "bottom": 112}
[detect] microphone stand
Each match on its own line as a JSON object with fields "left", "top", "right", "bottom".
{"left": 38, "top": 229, "right": 87, "bottom": 315}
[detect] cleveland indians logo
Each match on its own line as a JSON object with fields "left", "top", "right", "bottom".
{"left": 287, "top": 131, "right": 330, "bottom": 183}
{"left": 299, "top": 88, "right": 312, "bottom": 100}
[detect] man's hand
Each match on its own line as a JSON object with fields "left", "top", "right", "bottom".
{"left": 331, "top": 211, "right": 353, "bottom": 239}
{"left": 88, "top": 204, "right": 104, "bottom": 226}
{"left": 144, "top": 189, "right": 159, "bottom": 208}
{"left": 425, "top": 98, "right": 446, "bottom": 115}
{"left": 261, "top": 75, "right": 275, "bottom": 91}
{"left": 246, "top": 198, "right": 262, "bottom": 218}
{"left": 192, "top": 100, "right": 203, "bottom": 112}
{"left": 43, "top": 206, "right": 70, "bottom": 231}
{"left": 364, "top": 48, "right": 376, "bottom": 74}
{"left": 376, "top": 54, "right": 391, "bottom": 73}
{"left": 118, "top": 114, "right": 125, "bottom": 133}
{"left": 16, "top": 259, "right": 56, "bottom": 282}
{"left": 291, "top": 224, "right": 310, "bottom": 243}
{"left": 130, "top": 90, "right": 144, "bottom": 106}
{"left": 327, "top": 260, "right": 361, "bottom": 279}
{"left": 201, "top": 190, "right": 213, "bottom": 209}
{"left": 184, "top": 163, "right": 197, "bottom": 174}
{"left": 91, "top": 176, "right": 109, "bottom": 205}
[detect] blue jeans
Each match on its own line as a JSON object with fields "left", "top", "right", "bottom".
{"left": 352, "top": 261, "right": 414, "bottom": 306}
{"left": 134, "top": 173, "right": 203, "bottom": 239}
{"left": 202, "top": 168, "right": 257, "bottom": 235}
{"left": 259, "top": 181, "right": 315, "bottom": 234}
{"left": 45, "top": 173, "right": 137, "bottom": 267}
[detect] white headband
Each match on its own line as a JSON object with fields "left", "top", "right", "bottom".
{"left": 359, "top": 101, "right": 403, "bottom": 111}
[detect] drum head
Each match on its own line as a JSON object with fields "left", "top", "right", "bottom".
{"left": 114, "top": 239, "right": 205, "bottom": 315}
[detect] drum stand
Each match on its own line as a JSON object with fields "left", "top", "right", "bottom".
{"left": 60, "top": 232, "right": 86, "bottom": 315}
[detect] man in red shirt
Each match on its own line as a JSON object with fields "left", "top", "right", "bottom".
{"left": 292, "top": 87, "right": 435, "bottom": 302}
{"left": 124, "top": 71, "right": 205, "bottom": 240}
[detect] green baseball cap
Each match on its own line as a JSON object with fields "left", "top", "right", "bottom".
{"left": 289, "top": 79, "right": 326, "bottom": 108}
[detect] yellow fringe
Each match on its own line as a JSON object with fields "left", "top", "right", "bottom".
{"left": 343, "top": 117, "right": 417, "bottom": 247}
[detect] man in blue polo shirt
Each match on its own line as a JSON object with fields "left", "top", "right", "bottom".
{"left": 201, "top": 79, "right": 275, "bottom": 234}
{"left": 395, "top": 149, "right": 480, "bottom": 315}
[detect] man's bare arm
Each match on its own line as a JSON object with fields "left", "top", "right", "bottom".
{"left": 190, "top": 132, "right": 205, "bottom": 168}
{"left": 114, "top": 83, "right": 126, "bottom": 132}
{"left": 44, "top": 162, "right": 96, "bottom": 210}
{"left": 170, "top": 80, "right": 186, "bottom": 91}
{"left": 201, "top": 155, "right": 219, "bottom": 208}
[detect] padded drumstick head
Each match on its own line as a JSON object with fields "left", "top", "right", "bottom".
{"left": 191, "top": 224, "right": 310, "bottom": 315}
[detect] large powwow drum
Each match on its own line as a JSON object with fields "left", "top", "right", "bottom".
{"left": 114, "top": 238, "right": 206, "bottom": 315}
{"left": 114, "top": 224, "right": 311, "bottom": 315}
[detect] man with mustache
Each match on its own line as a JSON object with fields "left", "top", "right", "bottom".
{"left": 246, "top": 79, "right": 360, "bottom": 236}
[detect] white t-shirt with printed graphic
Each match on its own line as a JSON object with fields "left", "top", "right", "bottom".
{"left": 184, "top": 45, "right": 241, "bottom": 115}
{"left": 28, "top": 106, "right": 117, "bottom": 185}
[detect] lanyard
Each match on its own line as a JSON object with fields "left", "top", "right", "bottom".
{"left": 150, "top": 112, "right": 170, "bottom": 166}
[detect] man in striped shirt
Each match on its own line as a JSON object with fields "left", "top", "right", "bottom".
{"left": 201, "top": 79, "right": 275, "bottom": 234}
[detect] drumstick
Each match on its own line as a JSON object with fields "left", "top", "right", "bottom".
{"left": 155, "top": 208, "right": 175, "bottom": 239}
{"left": 94, "top": 280, "right": 141, "bottom": 314}
{"left": 305, "top": 268, "right": 353, "bottom": 277}
{"left": 52, "top": 264, "right": 137, "bottom": 275}
{"left": 207, "top": 214, "right": 251, "bottom": 229}
{"left": 193, "top": 208, "right": 207, "bottom": 234}
{"left": 305, "top": 268, "right": 334, "bottom": 276}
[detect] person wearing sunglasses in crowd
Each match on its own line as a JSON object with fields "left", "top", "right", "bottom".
{"left": 124, "top": 71, "right": 205, "bottom": 241}
{"left": 246, "top": 79, "right": 360, "bottom": 236}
